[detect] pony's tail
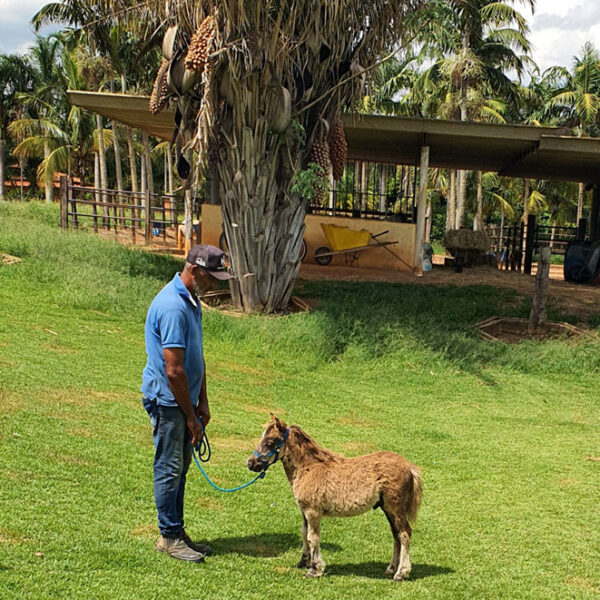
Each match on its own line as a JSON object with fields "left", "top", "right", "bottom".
{"left": 407, "top": 467, "right": 423, "bottom": 524}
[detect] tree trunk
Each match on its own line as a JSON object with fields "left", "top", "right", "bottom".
{"left": 0, "top": 137, "right": 5, "bottom": 200}
{"left": 126, "top": 127, "right": 138, "bottom": 194}
{"left": 218, "top": 110, "right": 304, "bottom": 313}
{"left": 577, "top": 182, "right": 585, "bottom": 223}
{"left": 44, "top": 141, "right": 53, "bottom": 204}
{"left": 19, "top": 159, "right": 25, "bottom": 201}
{"left": 112, "top": 120, "right": 124, "bottom": 220}
{"left": 94, "top": 152, "right": 100, "bottom": 204}
{"left": 474, "top": 171, "right": 483, "bottom": 231}
{"left": 142, "top": 133, "right": 154, "bottom": 195}
{"left": 456, "top": 170, "right": 467, "bottom": 228}
{"left": 529, "top": 246, "right": 550, "bottom": 333}
{"left": 447, "top": 169, "right": 456, "bottom": 231}
{"left": 522, "top": 179, "right": 530, "bottom": 222}
{"left": 96, "top": 114, "right": 109, "bottom": 227}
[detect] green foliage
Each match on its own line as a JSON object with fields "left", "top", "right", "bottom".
{"left": 290, "top": 162, "right": 328, "bottom": 202}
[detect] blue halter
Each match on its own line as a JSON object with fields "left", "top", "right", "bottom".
{"left": 253, "top": 428, "right": 290, "bottom": 471}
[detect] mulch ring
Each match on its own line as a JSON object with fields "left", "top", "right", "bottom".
{"left": 200, "top": 290, "right": 314, "bottom": 316}
{"left": 474, "top": 317, "right": 597, "bottom": 344}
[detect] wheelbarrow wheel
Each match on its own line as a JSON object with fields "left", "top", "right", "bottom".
{"left": 219, "top": 231, "right": 228, "bottom": 254}
{"left": 314, "top": 247, "right": 333, "bottom": 266}
{"left": 299, "top": 239, "right": 307, "bottom": 262}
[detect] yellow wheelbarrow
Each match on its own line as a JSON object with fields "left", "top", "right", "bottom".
{"left": 314, "top": 223, "right": 399, "bottom": 266}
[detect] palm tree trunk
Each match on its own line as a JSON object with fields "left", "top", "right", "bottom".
{"left": 447, "top": 169, "right": 456, "bottom": 231}
{"left": 456, "top": 170, "right": 467, "bottom": 228}
{"left": 522, "top": 179, "right": 530, "bottom": 222}
{"left": 474, "top": 171, "right": 483, "bottom": 231}
{"left": 19, "top": 158, "right": 25, "bottom": 201}
{"left": 94, "top": 152, "right": 100, "bottom": 204}
{"left": 44, "top": 141, "right": 53, "bottom": 204}
{"left": 577, "top": 182, "right": 585, "bottom": 223}
{"left": 96, "top": 114, "right": 109, "bottom": 227}
{"left": 0, "top": 136, "right": 5, "bottom": 200}
{"left": 112, "top": 120, "right": 124, "bottom": 221}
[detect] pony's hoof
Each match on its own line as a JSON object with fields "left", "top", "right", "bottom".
{"left": 393, "top": 568, "right": 411, "bottom": 582}
{"left": 306, "top": 567, "right": 322, "bottom": 579}
{"left": 385, "top": 564, "right": 397, "bottom": 577}
{"left": 296, "top": 557, "right": 310, "bottom": 569}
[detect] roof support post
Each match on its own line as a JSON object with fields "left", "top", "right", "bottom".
{"left": 413, "top": 145, "right": 430, "bottom": 276}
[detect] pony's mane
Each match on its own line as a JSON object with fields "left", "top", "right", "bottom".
{"left": 289, "top": 425, "right": 338, "bottom": 462}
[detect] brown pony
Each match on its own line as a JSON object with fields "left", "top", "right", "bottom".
{"left": 247, "top": 414, "right": 422, "bottom": 581}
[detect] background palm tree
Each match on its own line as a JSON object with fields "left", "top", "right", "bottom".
{"left": 548, "top": 42, "right": 600, "bottom": 222}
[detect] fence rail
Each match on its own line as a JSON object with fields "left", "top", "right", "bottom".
{"left": 59, "top": 176, "right": 201, "bottom": 246}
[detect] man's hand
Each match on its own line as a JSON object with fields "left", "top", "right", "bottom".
{"left": 187, "top": 417, "right": 204, "bottom": 447}
{"left": 195, "top": 403, "right": 210, "bottom": 428}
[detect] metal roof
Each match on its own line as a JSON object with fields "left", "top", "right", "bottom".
{"left": 69, "top": 90, "right": 600, "bottom": 185}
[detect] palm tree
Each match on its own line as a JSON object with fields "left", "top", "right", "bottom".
{"left": 548, "top": 42, "right": 600, "bottom": 223}
{"left": 9, "top": 47, "right": 103, "bottom": 193}
{"left": 0, "top": 54, "right": 37, "bottom": 199}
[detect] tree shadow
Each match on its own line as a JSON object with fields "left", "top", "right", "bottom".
{"left": 207, "top": 532, "right": 341, "bottom": 558}
{"left": 326, "top": 561, "right": 454, "bottom": 580}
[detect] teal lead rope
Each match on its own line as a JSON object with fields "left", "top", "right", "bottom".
{"left": 191, "top": 421, "right": 267, "bottom": 493}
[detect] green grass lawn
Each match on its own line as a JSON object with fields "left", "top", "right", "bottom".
{"left": 1, "top": 201, "right": 599, "bottom": 600}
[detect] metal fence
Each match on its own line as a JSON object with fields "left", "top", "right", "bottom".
{"left": 309, "top": 161, "right": 417, "bottom": 222}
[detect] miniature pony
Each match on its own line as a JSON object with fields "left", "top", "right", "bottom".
{"left": 247, "top": 414, "right": 422, "bottom": 580}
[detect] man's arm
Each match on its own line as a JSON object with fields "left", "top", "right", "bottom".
{"left": 163, "top": 347, "right": 203, "bottom": 445}
{"left": 195, "top": 359, "right": 210, "bottom": 427}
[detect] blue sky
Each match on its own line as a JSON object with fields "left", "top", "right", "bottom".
{"left": 1, "top": 0, "right": 599, "bottom": 74}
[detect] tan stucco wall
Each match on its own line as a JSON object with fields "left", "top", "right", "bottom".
{"left": 201, "top": 204, "right": 415, "bottom": 272}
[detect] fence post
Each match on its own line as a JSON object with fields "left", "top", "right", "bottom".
{"left": 59, "top": 176, "right": 68, "bottom": 229}
{"left": 524, "top": 214, "right": 536, "bottom": 275}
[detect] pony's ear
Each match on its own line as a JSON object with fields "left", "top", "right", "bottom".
{"left": 269, "top": 413, "right": 287, "bottom": 432}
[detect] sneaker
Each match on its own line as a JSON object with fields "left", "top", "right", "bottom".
{"left": 155, "top": 535, "right": 206, "bottom": 562}
{"left": 181, "top": 529, "right": 213, "bottom": 556}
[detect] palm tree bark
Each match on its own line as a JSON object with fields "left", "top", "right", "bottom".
{"left": 112, "top": 120, "right": 124, "bottom": 221}
{"left": 447, "top": 169, "right": 456, "bottom": 231}
{"left": 96, "top": 114, "right": 109, "bottom": 227}
{"left": 474, "top": 171, "right": 483, "bottom": 231}
{"left": 577, "top": 182, "right": 585, "bottom": 223}
{"left": 522, "top": 179, "right": 530, "bottom": 222}
{"left": 0, "top": 136, "right": 5, "bottom": 200}
{"left": 44, "top": 141, "right": 53, "bottom": 203}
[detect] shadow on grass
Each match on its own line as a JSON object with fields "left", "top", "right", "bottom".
{"left": 326, "top": 561, "right": 454, "bottom": 580}
{"left": 208, "top": 532, "right": 341, "bottom": 557}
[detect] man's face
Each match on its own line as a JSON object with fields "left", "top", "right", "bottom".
{"left": 191, "top": 266, "right": 217, "bottom": 296}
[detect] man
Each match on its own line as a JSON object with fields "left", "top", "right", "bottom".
{"left": 141, "top": 244, "right": 234, "bottom": 562}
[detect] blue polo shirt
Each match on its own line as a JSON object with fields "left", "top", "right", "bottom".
{"left": 141, "top": 273, "right": 204, "bottom": 407}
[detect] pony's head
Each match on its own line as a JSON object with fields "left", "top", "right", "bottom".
{"left": 247, "top": 413, "right": 289, "bottom": 472}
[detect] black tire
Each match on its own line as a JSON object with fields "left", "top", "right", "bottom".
{"left": 315, "top": 247, "right": 333, "bottom": 266}
{"left": 219, "top": 231, "right": 228, "bottom": 254}
{"left": 299, "top": 239, "right": 307, "bottom": 262}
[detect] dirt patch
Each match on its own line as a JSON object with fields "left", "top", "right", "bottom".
{"left": 475, "top": 317, "right": 594, "bottom": 344}
{"left": 299, "top": 262, "right": 600, "bottom": 320}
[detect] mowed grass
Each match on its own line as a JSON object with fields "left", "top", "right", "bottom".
{"left": 1, "top": 201, "right": 599, "bottom": 600}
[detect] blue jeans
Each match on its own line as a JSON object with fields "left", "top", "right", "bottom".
{"left": 143, "top": 397, "right": 192, "bottom": 538}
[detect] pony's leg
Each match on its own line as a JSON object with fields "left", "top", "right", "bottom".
{"left": 393, "top": 518, "right": 412, "bottom": 581}
{"left": 304, "top": 509, "right": 324, "bottom": 578}
{"left": 296, "top": 512, "right": 310, "bottom": 568}
{"left": 382, "top": 509, "right": 400, "bottom": 576}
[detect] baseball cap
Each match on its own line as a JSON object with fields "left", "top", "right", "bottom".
{"left": 186, "top": 244, "right": 235, "bottom": 280}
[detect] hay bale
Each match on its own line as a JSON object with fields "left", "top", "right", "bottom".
{"left": 443, "top": 229, "right": 491, "bottom": 253}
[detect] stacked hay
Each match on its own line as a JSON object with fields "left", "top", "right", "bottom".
{"left": 443, "top": 229, "right": 491, "bottom": 253}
